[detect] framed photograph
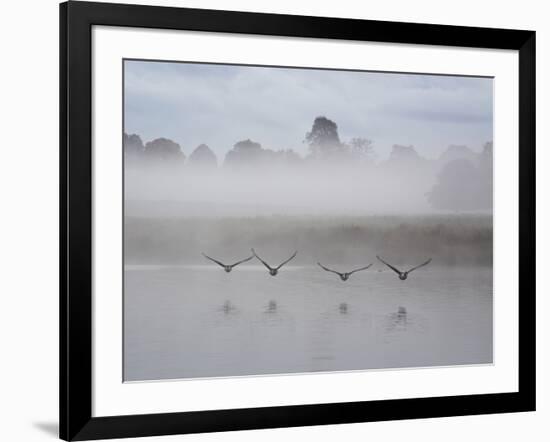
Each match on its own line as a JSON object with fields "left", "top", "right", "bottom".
{"left": 60, "top": 1, "right": 536, "bottom": 440}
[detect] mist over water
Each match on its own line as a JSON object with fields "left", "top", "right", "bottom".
{"left": 124, "top": 141, "right": 493, "bottom": 218}
{"left": 123, "top": 156, "right": 494, "bottom": 380}
{"left": 123, "top": 155, "right": 493, "bottom": 268}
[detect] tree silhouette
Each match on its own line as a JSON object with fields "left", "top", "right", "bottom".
{"left": 438, "top": 144, "right": 477, "bottom": 166}
{"left": 223, "top": 139, "right": 306, "bottom": 169}
{"left": 188, "top": 144, "right": 217, "bottom": 168}
{"left": 348, "top": 137, "right": 374, "bottom": 162}
{"left": 479, "top": 141, "right": 493, "bottom": 172}
{"left": 427, "top": 159, "right": 489, "bottom": 211}
{"left": 305, "top": 116, "right": 344, "bottom": 158}
{"left": 277, "top": 149, "right": 303, "bottom": 166}
{"left": 387, "top": 145, "right": 423, "bottom": 164}
{"left": 224, "top": 139, "right": 266, "bottom": 167}
{"left": 124, "top": 133, "right": 144, "bottom": 156}
{"left": 144, "top": 137, "right": 185, "bottom": 162}
{"left": 477, "top": 141, "right": 493, "bottom": 209}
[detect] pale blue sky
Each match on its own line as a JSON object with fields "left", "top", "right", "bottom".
{"left": 124, "top": 59, "right": 493, "bottom": 160}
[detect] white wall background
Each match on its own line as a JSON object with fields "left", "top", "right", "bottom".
{"left": 0, "top": 0, "right": 545, "bottom": 441}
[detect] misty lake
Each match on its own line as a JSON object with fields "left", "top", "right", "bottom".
{"left": 124, "top": 265, "right": 492, "bottom": 381}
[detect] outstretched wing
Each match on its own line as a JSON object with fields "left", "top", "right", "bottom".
{"left": 202, "top": 253, "right": 226, "bottom": 268}
{"left": 251, "top": 248, "right": 274, "bottom": 271}
{"left": 349, "top": 263, "right": 373, "bottom": 274}
{"left": 376, "top": 255, "right": 402, "bottom": 275}
{"left": 276, "top": 251, "right": 297, "bottom": 269}
{"left": 230, "top": 255, "right": 254, "bottom": 268}
{"left": 407, "top": 258, "right": 432, "bottom": 274}
{"left": 317, "top": 262, "right": 342, "bottom": 276}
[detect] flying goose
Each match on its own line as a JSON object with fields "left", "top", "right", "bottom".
{"left": 251, "top": 248, "right": 297, "bottom": 276}
{"left": 317, "top": 262, "right": 372, "bottom": 281}
{"left": 376, "top": 256, "right": 432, "bottom": 280}
{"left": 202, "top": 253, "right": 253, "bottom": 272}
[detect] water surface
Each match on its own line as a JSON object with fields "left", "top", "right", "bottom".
{"left": 124, "top": 265, "right": 492, "bottom": 381}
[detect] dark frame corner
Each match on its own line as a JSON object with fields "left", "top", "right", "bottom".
{"left": 60, "top": 1, "right": 536, "bottom": 440}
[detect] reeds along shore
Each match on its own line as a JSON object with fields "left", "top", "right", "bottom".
{"left": 124, "top": 214, "right": 492, "bottom": 267}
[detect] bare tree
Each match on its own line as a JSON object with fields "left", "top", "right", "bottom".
{"left": 348, "top": 137, "right": 374, "bottom": 162}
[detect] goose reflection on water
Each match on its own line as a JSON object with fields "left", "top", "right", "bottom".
{"left": 220, "top": 300, "right": 236, "bottom": 314}
{"left": 339, "top": 302, "right": 349, "bottom": 314}
{"left": 265, "top": 300, "right": 278, "bottom": 314}
{"left": 386, "top": 306, "right": 408, "bottom": 331}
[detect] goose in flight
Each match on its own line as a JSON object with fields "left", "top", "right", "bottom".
{"left": 317, "top": 262, "right": 372, "bottom": 281}
{"left": 202, "top": 253, "right": 253, "bottom": 272}
{"left": 251, "top": 248, "right": 297, "bottom": 276}
{"left": 376, "top": 256, "right": 432, "bottom": 280}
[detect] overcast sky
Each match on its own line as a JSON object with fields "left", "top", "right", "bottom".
{"left": 124, "top": 59, "right": 493, "bottom": 160}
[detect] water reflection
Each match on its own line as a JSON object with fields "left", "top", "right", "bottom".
{"left": 339, "top": 302, "right": 349, "bottom": 314}
{"left": 387, "top": 306, "right": 408, "bottom": 332}
{"left": 125, "top": 266, "right": 493, "bottom": 381}
{"left": 220, "top": 300, "right": 236, "bottom": 314}
{"left": 265, "top": 300, "right": 278, "bottom": 314}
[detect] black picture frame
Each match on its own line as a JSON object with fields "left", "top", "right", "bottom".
{"left": 60, "top": 1, "right": 536, "bottom": 440}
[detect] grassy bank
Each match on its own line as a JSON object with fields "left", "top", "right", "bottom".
{"left": 124, "top": 214, "right": 492, "bottom": 267}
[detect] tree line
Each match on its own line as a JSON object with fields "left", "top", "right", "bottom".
{"left": 125, "top": 116, "right": 493, "bottom": 211}
{"left": 124, "top": 116, "right": 375, "bottom": 167}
